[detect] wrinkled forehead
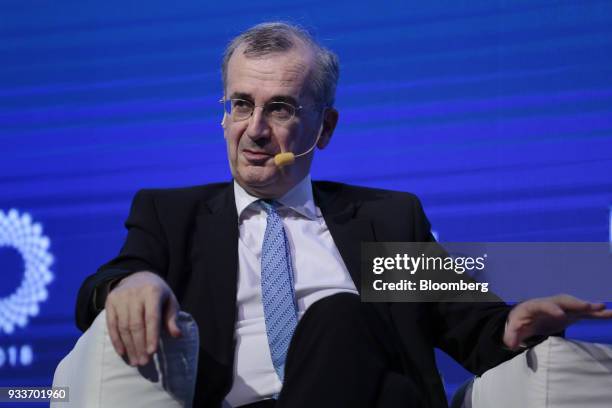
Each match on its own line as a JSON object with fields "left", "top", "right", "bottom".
{"left": 225, "top": 43, "right": 316, "bottom": 102}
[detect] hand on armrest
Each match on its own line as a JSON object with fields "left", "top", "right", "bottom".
{"left": 105, "top": 271, "right": 182, "bottom": 367}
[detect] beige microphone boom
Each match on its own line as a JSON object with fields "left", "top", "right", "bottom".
{"left": 274, "top": 152, "right": 296, "bottom": 167}
{"left": 273, "top": 123, "right": 323, "bottom": 168}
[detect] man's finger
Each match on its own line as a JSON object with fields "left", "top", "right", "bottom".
{"left": 536, "top": 300, "right": 566, "bottom": 319}
{"left": 552, "top": 294, "right": 592, "bottom": 312}
{"left": 503, "top": 328, "right": 521, "bottom": 350}
{"left": 164, "top": 295, "right": 182, "bottom": 338}
{"left": 117, "top": 304, "right": 138, "bottom": 366}
{"left": 128, "top": 302, "right": 148, "bottom": 365}
{"left": 144, "top": 295, "right": 162, "bottom": 355}
{"left": 106, "top": 303, "right": 125, "bottom": 356}
{"left": 580, "top": 309, "right": 612, "bottom": 319}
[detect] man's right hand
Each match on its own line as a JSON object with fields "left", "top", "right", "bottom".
{"left": 104, "top": 271, "right": 182, "bottom": 366}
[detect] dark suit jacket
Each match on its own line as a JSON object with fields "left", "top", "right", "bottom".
{"left": 76, "top": 181, "right": 519, "bottom": 408}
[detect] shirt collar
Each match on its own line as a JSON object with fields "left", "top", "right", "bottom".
{"left": 233, "top": 175, "right": 318, "bottom": 220}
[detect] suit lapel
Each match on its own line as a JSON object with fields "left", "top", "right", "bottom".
{"left": 313, "top": 183, "right": 375, "bottom": 291}
{"left": 192, "top": 184, "right": 238, "bottom": 366}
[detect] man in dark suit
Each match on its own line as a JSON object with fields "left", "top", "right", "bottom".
{"left": 75, "top": 22, "right": 612, "bottom": 408}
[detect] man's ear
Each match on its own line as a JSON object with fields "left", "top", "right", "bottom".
{"left": 221, "top": 113, "right": 228, "bottom": 139}
{"left": 317, "top": 108, "right": 339, "bottom": 150}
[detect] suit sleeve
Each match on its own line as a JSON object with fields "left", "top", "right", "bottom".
{"left": 74, "top": 189, "right": 169, "bottom": 332}
{"left": 407, "top": 195, "right": 523, "bottom": 374}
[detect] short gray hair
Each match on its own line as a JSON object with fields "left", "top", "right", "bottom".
{"left": 221, "top": 22, "right": 339, "bottom": 107}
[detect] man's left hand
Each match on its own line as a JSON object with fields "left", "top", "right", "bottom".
{"left": 503, "top": 294, "right": 612, "bottom": 350}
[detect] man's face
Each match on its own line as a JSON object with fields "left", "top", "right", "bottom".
{"left": 223, "top": 44, "right": 334, "bottom": 198}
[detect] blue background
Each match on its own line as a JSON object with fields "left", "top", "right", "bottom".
{"left": 1, "top": 0, "right": 611, "bottom": 402}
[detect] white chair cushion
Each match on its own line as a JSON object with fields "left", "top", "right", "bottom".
{"left": 468, "top": 336, "right": 612, "bottom": 408}
{"left": 51, "top": 310, "right": 199, "bottom": 408}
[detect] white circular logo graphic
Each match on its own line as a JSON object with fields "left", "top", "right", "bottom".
{"left": 0, "top": 209, "right": 54, "bottom": 334}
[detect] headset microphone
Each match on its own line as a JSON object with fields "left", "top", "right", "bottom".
{"left": 274, "top": 152, "right": 296, "bottom": 167}
{"left": 274, "top": 123, "right": 324, "bottom": 168}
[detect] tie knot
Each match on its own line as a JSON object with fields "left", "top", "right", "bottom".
{"left": 260, "top": 199, "right": 280, "bottom": 215}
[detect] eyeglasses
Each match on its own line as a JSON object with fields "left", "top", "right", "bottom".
{"left": 220, "top": 98, "right": 304, "bottom": 124}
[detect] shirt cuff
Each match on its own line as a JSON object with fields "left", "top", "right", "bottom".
{"left": 92, "top": 278, "right": 123, "bottom": 311}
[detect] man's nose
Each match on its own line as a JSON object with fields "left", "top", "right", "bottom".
{"left": 245, "top": 107, "right": 270, "bottom": 140}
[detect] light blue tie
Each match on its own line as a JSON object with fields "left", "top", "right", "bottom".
{"left": 260, "top": 200, "right": 298, "bottom": 383}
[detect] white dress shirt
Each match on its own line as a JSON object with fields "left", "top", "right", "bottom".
{"left": 224, "top": 175, "right": 358, "bottom": 407}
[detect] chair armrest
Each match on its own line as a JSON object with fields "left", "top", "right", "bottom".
{"left": 453, "top": 337, "right": 612, "bottom": 408}
{"left": 52, "top": 310, "right": 199, "bottom": 408}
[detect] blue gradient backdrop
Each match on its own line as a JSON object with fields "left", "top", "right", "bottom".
{"left": 1, "top": 0, "right": 611, "bottom": 401}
